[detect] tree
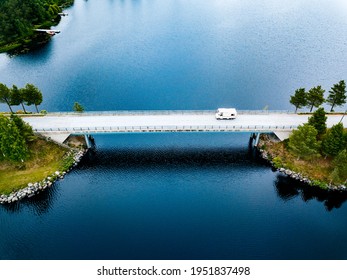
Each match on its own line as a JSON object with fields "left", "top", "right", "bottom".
{"left": 0, "top": 115, "right": 29, "bottom": 162}
{"left": 327, "top": 80, "right": 346, "bottom": 112}
{"left": 10, "top": 114, "right": 35, "bottom": 143}
{"left": 308, "top": 107, "right": 327, "bottom": 138}
{"left": 0, "top": 116, "right": 7, "bottom": 161}
{"left": 0, "top": 83, "right": 14, "bottom": 113}
{"left": 288, "top": 124, "right": 320, "bottom": 160}
{"left": 22, "top": 83, "right": 43, "bottom": 113}
{"left": 322, "top": 123, "right": 346, "bottom": 157}
{"left": 9, "top": 85, "right": 27, "bottom": 113}
{"left": 290, "top": 88, "right": 307, "bottom": 112}
{"left": 306, "top": 85, "right": 325, "bottom": 112}
{"left": 73, "top": 102, "right": 84, "bottom": 113}
{"left": 331, "top": 149, "right": 347, "bottom": 183}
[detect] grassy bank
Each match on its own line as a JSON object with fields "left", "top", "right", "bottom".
{"left": 0, "top": 137, "right": 71, "bottom": 195}
{"left": 260, "top": 135, "right": 344, "bottom": 188}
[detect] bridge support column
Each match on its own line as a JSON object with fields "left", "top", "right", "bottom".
{"left": 249, "top": 133, "right": 258, "bottom": 146}
{"left": 84, "top": 134, "right": 95, "bottom": 149}
{"left": 254, "top": 133, "right": 260, "bottom": 147}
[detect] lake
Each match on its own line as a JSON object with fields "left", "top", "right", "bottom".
{"left": 1, "top": 0, "right": 347, "bottom": 259}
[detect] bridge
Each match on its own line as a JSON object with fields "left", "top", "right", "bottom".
{"left": 22, "top": 110, "right": 346, "bottom": 147}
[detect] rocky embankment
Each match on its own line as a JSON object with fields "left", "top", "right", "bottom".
{"left": 258, "top": 137, "right": 347, "bottom": 192}
{"left": 0, "top": 150, "right": 85, "bottom": 204}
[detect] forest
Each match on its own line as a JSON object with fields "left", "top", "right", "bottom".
{"left": 0, "top": 0, "right": 73, "bottom": 52}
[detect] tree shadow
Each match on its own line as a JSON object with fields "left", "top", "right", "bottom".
{"left": 274, "top": 174, "right": 347, "bottom": 211}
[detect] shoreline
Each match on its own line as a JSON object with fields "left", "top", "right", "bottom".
{"left": 257, "top": 134, "right": 347, "bottom": 192}
{"left": 0, "top": 33, "right": 52, "bottom": 55}
{"left": 0, "top": 149, "right": 86, "bottom": 204}
{"left": 0, "top": 134, "right": 88, "bottom": 204}
{"left": 0, "top": 1, "right": 74, "bottom": 55}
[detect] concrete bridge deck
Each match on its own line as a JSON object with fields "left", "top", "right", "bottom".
{"left": 22, "top": 110, "right": 346, "bottom": 144}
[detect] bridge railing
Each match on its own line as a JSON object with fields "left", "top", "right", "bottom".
{"left": 46, "top": 110, "right": 295, "bottom": 116}
{"left": 34, "top": 124, "right": 298, "bottom": 133}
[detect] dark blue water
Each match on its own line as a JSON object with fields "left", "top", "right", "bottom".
{"left": 1, "top": 0, "right": 347, "bottom": 260}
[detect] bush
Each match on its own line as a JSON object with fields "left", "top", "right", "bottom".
{"left": 60, "top": 152, "right": 75, "bottom": 171}
{"left": 73, "top": 102, "right": 84, "bottom": 113}
{"left": 310, "top": 180, "right": 328, "bottom": 189}
{"left": 272, "top": 156, "right": 283, "bottom": 169}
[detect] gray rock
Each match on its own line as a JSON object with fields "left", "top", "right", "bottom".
{"left": 285, "top": 170, "right": 292, "bottom": 175}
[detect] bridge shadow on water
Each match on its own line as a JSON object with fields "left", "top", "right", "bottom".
{"left": 80, "top": 136, "right": 262, "bottom": 169}
{"left": 81, "top": 146, "right": 262, "bottom": 170}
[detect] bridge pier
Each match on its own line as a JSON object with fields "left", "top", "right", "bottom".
{"left": 254, "top": 133, "right": 260, "bottom": 147}
{"left": 84, "top": 135, "right": 96, "bottom": 149}
{"left": 249, "top": 133, "right": 261, "bottom": 147}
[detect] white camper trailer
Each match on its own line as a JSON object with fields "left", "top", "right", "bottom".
{"left": 215, "top": 108, "right": 237, "bottom": 120}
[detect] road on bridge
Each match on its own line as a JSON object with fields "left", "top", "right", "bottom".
{"left": 23, "top": 112, "right": 346, "bottom": 131}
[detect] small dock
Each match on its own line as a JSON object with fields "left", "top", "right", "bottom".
{"left": 34, "top": 29, "right": 61, "bottom": 35}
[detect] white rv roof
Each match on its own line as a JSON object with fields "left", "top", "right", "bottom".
{"left": 217, "top": 108, "right": 237, "bottom": 112}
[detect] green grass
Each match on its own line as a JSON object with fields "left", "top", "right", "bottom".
{"left": 0, "top": 138, "right": 70, "bottom": 195}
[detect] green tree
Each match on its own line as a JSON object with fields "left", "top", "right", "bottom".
{"left": 73, "top": 102, "right": 84, "bottom": 113}
{"left": 308, "top": 107, "right": 327, "bottom": 138}
{"left": 331, "top": 149, "right": 347, "bottom": 183}
{"left": 22, "top": 83, "right": 43, "bottom": 113}
{"left": 290, "top": 88, "right": 307, "bottom": 113}
{"left": 10, "top": 114, "right": 35, "bottom": 143}
{"left": 322, "top": 123, "right": 346, "bottom": 157}
{"left": 306, "top": 85, "right": 325, "bottom": 112}
{"left": 9, "top": 85, "right": 27, "bottom": 113}
{"left": 288, "top": 124, "right": 320, "bottom": 160}
{"left": 327, "top": 80, "right": 346, "bottom": 112}
{"left": 0, "top": 83, "right": 14, "bottom": 113}
{"left": 0, "top": 116, "right": 7, "bottom": 161}
{"left": 0, "top": 115, "right": 29, "bottom": 162}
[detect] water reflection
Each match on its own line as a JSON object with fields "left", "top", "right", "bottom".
{"left": 274, "top": 174, "right": 347, "bottom": 211}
